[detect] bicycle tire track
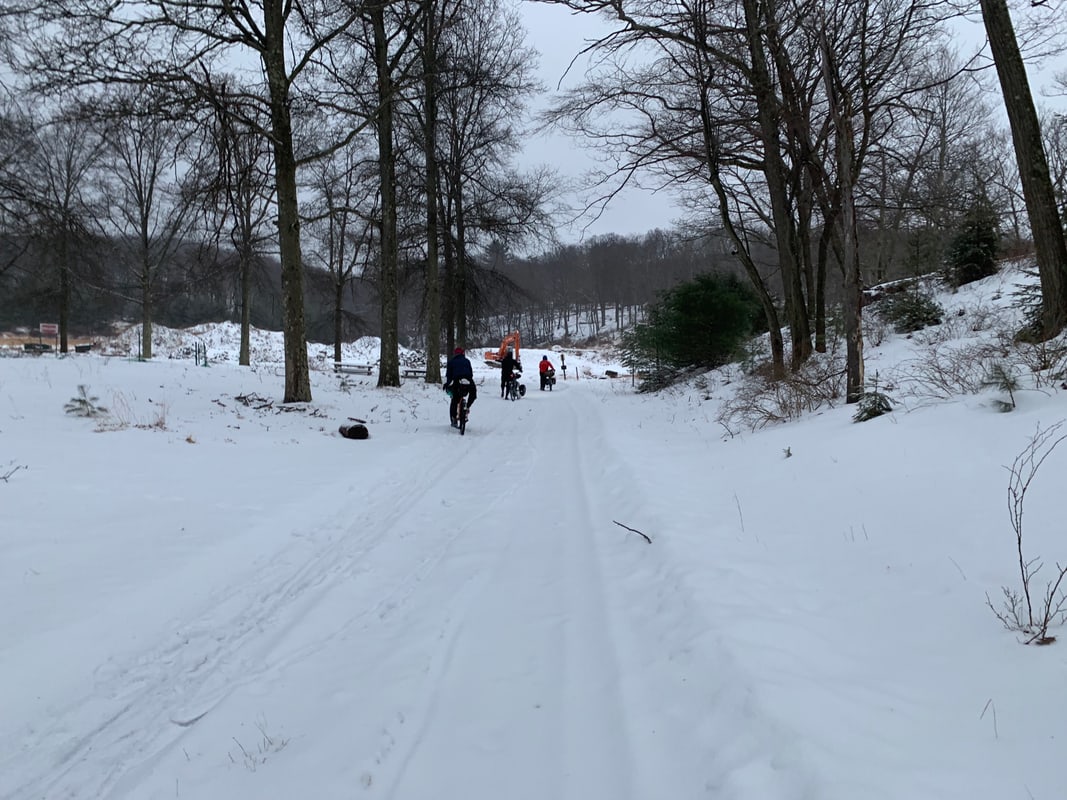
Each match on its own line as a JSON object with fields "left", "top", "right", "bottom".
{"left": 351, "top": 387, "right": 642, "bottom": 800}
{"left": 2, "top": 427, "right": 500, "bottom": 800}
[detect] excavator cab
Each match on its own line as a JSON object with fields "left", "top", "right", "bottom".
{"left": 484, "top": 331, "right": 521, "bottom": 367}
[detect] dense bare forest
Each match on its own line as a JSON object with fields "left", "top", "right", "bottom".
{"left": 1, "top": 0, "right": 1065, "bottom": 401}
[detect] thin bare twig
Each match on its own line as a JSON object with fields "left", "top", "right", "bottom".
{"left": 613, "top": 519, "right": 652, "bottom": 544}
{"left": 990, "top": 421, "right": 1067, "bottom": 643}
{"left": 1, "top": 464, "right": 26, "bottom": 482}
{"left": 733, "top": 493, "right": 745, "bottom": 532}
{"left": 980, "top": 698, "right": 999, "bottom": 739}
{"left": 948, "top": 556, "right": 968, "bottom": 581}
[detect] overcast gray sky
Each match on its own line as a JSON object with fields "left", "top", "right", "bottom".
{"left": 517, "top": 2, "right": 682, "bottom": 242}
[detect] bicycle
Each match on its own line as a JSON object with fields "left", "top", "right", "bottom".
{"left": 505, "top": 369, "right": 525, "bottom": 401}
{"left": 447, "top": 381, "right": 473, "bottom": 434}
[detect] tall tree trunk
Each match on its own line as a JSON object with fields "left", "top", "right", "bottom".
{"left": 742, "top": 0, "right": 811, "bottom": 370}
{"left": 695, "top": 49, "right": 786, "bottom": 377}
{"left": 798, "top": 216, "right": 815, "bottom": 322}
{"left": 239, "top": 243, "right": 252, "bottom": 366}
{"left": 263, "top": 0, "right": 311, "bottom": 402}
{"left": 816, "top": 224, "right": 832, "bottom": 354}
{"left": 453, "top": 177, "right": 468, "bottom": 347}
{"left": 980, "top": 0, "right": 1067, "bottom": 337}
{"left": 334, "top": 277, "right": 344, "bottom": 364}
{"left": 372, "top": 1, "right": 401, "bottom": 387}
{"left": 58, "top": 227, "right": 70, "bottom": 353}
{"left": 141, "top": 262, "right": 153, "bottom": 360}
{"left": 441, "top": 197, "right": 456, "bottom": 354}
{"left": 822, "top": 34, "right": 864, "bottom": 403}
{"left": 422, "top": 0, "right": 442, "bottom": 384}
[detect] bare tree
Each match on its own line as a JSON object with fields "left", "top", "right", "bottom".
{"left": 987, "top": 421, "right": 1067, "bottom": 645}
{"left": 820, "top": 18, "right": 863, "bottom": 402}
{"left": 434, "top": 0, "right": 548, "bottom": 349}
{"left": 200, "top": 84, "right": 276, "bottom": 367}
{"left": 858, "top": 49, "right": 999, "bottom": 284}
{"left": 411, "top": 0, "right": 468, "bottom": 383}
{"left": 1041, "top": 111, "right": 1067, "bottom": 239}
{"left": 0, "top": 98, "right": 37, "bottom": 284}
{"left": 303, "top": 138, "right": 380, "bottom": 363}
{"left": 365, "top": 0, "right": 413, "bottom": 388}
{"left": 542, "top": 0, "right": 949, "bottom": 386}
{"left": 98, "top": 95, "right": 200, "bottom": 359}
{"left": 21, "top": 105, "right": 106, "bottom": 352}
{"left": 980, "top": 0, "right": 1067, "bottom": 338}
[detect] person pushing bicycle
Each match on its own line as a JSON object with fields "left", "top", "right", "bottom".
{"left": 538, "top": 355, "right": 556, "bottom": 390}
{"left": 443, "top": 347, "right": 477, "bottom": 428}
{"left": 499, "top": 348, "right": 520, "bottom": 398}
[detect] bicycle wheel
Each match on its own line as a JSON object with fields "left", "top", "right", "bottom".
{"left": 459, "top": 397, "right": 467, "bottom": 435}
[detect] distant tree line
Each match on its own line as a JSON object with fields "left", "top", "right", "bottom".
{"left": 476, "top": 229, "right": 775, "bottom": 347}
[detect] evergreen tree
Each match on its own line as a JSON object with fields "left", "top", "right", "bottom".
{"left": 627, "top": 272, "right": 764, "bottom": 383}
{"left": 947, "top": 190, "right": 999, "bottom": 287}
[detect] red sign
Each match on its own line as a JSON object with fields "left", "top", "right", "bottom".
{"left": 39, "top": 323, "right": 58, "bottom": 336}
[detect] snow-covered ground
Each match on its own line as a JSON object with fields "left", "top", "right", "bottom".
{"left": 2, "top": 268, "right": 1066, "bottom": 800}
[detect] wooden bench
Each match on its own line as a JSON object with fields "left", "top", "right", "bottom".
{"left": 333, "top": 361, "right": 373, "bottom": 375}
{"left": 401, "top": 367, "right": 425, "bottom": 378}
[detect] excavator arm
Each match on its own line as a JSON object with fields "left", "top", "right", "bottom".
{"left": 484, "top": 331, "right": 520, "bottom": 366}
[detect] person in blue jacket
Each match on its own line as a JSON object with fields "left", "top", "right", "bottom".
{"left": 443, "top": 347, "right": 477, "bottom": 427}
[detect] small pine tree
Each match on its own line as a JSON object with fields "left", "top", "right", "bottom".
{"left": 852, "top": 391, "right": 893, "bottom": 422}
{"left": 946, "top": 189, "right": 1000, "bottom": 287}
{"left": 982, "top": 361, "right": 1020, "bottom": 412}
{"left": 879, "top": 290, "right": 944, "bottom": 333}
{"left": 64, "top": 385, "right": 108, "bottom": 417}
{"left": 852, "top": 373, "right": 894, "bottom": 422}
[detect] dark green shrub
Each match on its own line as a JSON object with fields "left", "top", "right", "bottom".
{"left": 946, "top": 190, "right": 1000, "bottom": 287}
{"left": 635, "top": 366, "right": 678, "bottom": 393}
{"left": 628, "top": 273, "right": 764, "bottom": 382}
{"left": 879, "top": 290, "right": 944, "bottom": 333}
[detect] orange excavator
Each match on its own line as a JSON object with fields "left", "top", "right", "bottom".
{"left": 484, "top": 331, "right": 520, "bottom": 367}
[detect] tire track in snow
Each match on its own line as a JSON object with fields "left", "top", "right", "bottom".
{"left": 1, "top": 428, "right": 503, "bottom": 800}
{"left": 359, "top": 387, "right": 641, "bottom": 800}
{"left": 551, "top": 388, "right": 641, "bottom": 799}
{"left": 560, "top": 385, "right": 825, "bottom": 799}
{"left": 333, "top": 413, "right": 558, "bottom": 797}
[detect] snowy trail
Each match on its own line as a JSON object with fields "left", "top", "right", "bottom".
{"left": 5, "top": 376, "right": 813, "bottom": 800}
{"left": 376, "top": 388, "right": 640, "bottom": 800}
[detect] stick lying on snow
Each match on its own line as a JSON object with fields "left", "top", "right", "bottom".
{"left": 613, "top": 519, "right": 652, "bottom": 544}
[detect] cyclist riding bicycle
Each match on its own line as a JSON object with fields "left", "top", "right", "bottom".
{"left": 443, "top": 347, "right": 477, "bottom": 427}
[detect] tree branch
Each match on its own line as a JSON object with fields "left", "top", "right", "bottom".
{"left": 613, "top": 519, "right": 652, "bottom": 543}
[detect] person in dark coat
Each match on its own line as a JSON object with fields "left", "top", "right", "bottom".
{"left": 443, "top": 347, "right": 477, "bottom": 427}
{"left": 499, "top": 349, "right": 520, "bottom": 398}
